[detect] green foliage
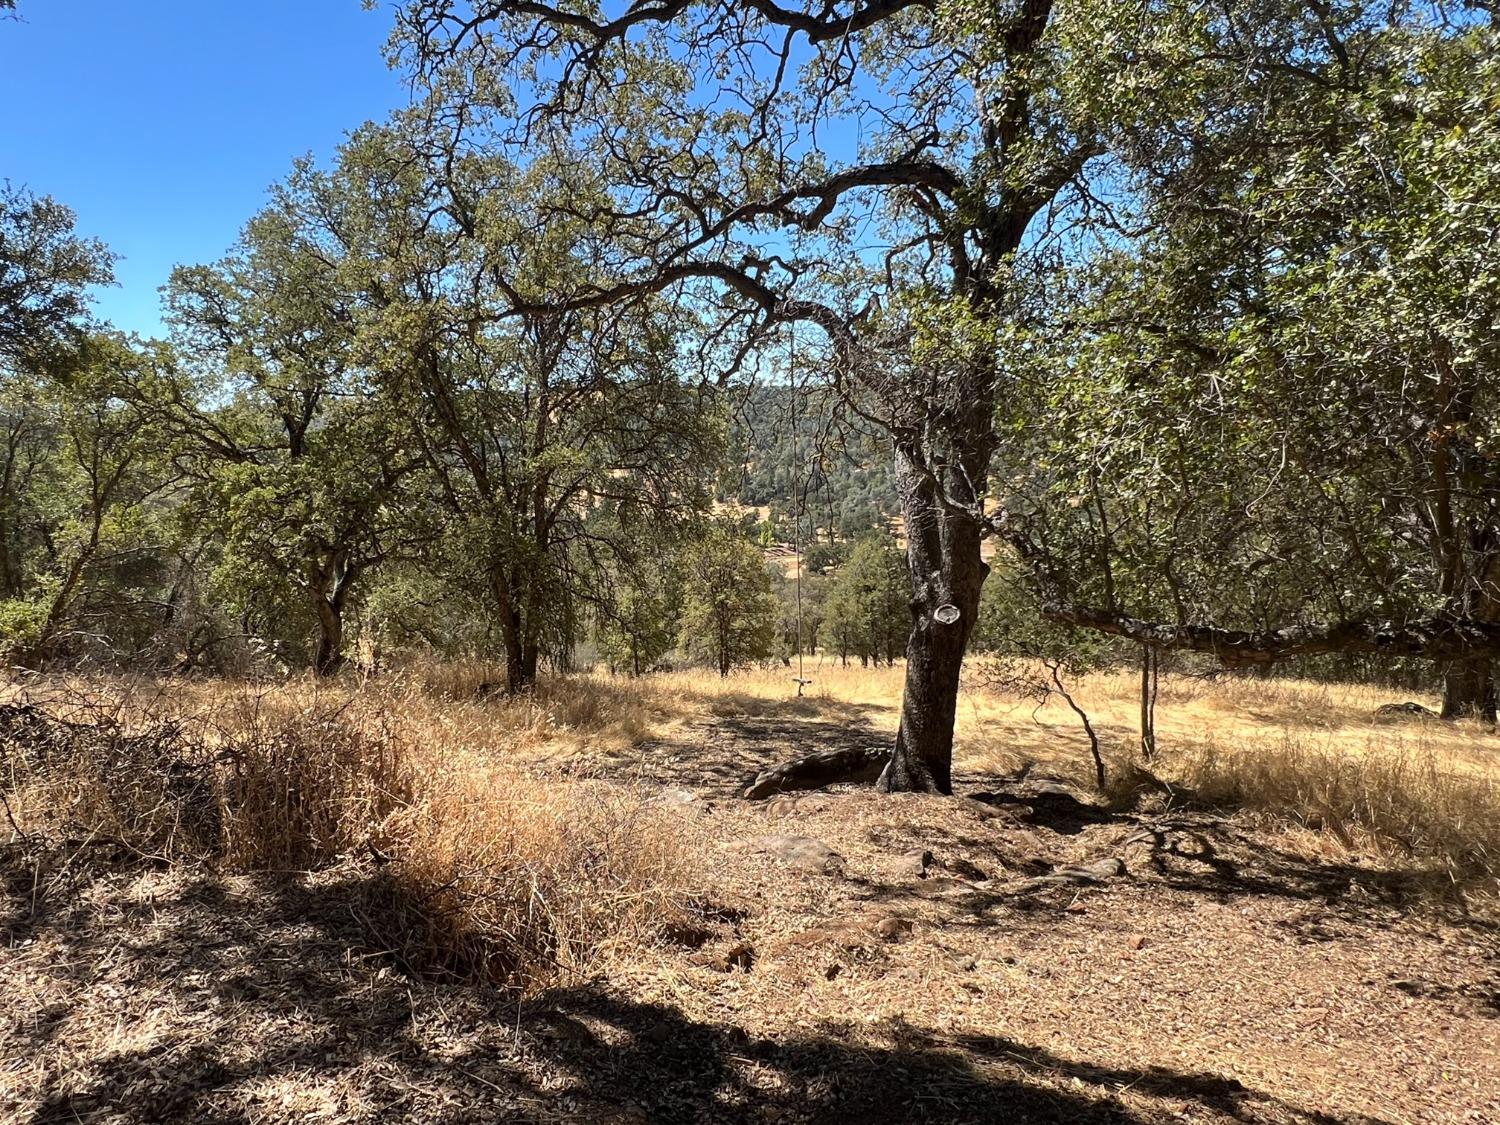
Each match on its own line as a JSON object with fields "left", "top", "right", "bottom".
{"left": 823, "top": 534, "right": 910, "bottom": 667}
{"left": 152, "top": 184, "right": 414, "bottom": 674}
{"left": 0, "top": 181, "right": 114, "bottom": 379}
{"left": 726, "top": 386, "right": 900, "bottom": 543}
{"left": 596, "top": 547, "right": 681, "bottom": 676}
{"left": 974, "top": 569, "right": 1116, "bottom": 674}
{"left": 0, "top": 337, "right": 178, "bottom": 666}
{"left": 678, "top": 523, "right": 779, "bottom": 676}
{"left": 1001, "top": 11, "right": 1500, "bottom": 656}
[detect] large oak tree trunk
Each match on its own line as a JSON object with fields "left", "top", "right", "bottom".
{"left": 1441, "top": 657, "right": 1496, "bottom": 722}
{"left": 878, "top": 446, "right": 990, "bottom": 795}
{"left": 492, "top": 569, "right": 542, "bottom": 694}
{"left": 1440, "top": 542, "right": 1500, "bottom": 722}
{"left": 309, "top": 556, "right": 359, "bottom": 677}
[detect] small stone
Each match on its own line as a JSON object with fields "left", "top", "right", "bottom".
{"left": 741, "top": 833, "right": 846, "bottom": 875}
{"left": 1127, "top": 933, "right": 1148, "bottom": 950}
{"left": 902, "top": 848, "right": 934, "bottom": 879}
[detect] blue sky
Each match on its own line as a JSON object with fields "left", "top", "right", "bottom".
{"left": 0, "top": 1, "right": 410, "bottom": 338}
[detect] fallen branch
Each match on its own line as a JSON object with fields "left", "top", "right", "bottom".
{"left": 741, "top": 746, "right": 889, "bottom": 800}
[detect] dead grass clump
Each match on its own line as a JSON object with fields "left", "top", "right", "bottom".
{"left": 399, "top": 655, "right": 509, "bottom": 700}
{"left": 2, "top": 687, "right": 692, "bottom": 991}
{"left": 371, "top": 774, "right": 689, "bottom": 986}
{"left": 380, "top": 664, "right": 685, "bottom": 757}
{"left": 212, "top": 699, "right": 413, "bottom": 870}
{"left": 1164, "top": 734, "right": 1500, "bottom": 897}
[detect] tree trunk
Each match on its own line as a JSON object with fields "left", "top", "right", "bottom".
{"left": 1441, "top": 657, "right": 1496, "bottom": 722}
{"left": 493, "top": 573, "right": 540, "bottom": 694}
{"left": 878, "top": 447, "right": 989, "bottom": 795}
{"left": 1139, "top": 645, "right": 1159, "bottom": 759}
{"left": 313, "top": 598, "right": 345, "bottom": 676}
{"left": 505, "top": 636, "right": 539, "bottom": 693}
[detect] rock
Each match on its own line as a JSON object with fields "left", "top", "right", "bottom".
{"left": 872, "top": 915, "right": 914, "bottom": 942}
{"left": 739, "top": 833, "right": 846, "bottom": 875}
{"left": 1127, "top": 933, "right": 1148, "bottom": 950}
{"left": 655, "top": 786, "right": 702, "bottom": 808}
{"left": 901, "top": 848, "right": 934, "bottom": 879}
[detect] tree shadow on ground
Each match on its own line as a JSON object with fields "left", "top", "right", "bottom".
{"left": 619, "top": 706, "right": 892, "bottom": 794}
{"left": 803, "top": 781, "right": 1500, "bottom": 946}
{"left": 6, "top": 862, "right": 1386, "bottom": 1125}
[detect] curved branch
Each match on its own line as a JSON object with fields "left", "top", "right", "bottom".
{"left": 420, "top": 0, "right": 936, "bottom": 54}
{"left": 1043, "top": 602, "right": 1500, "bottom": 667}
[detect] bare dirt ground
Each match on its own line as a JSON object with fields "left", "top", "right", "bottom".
{"left": 4, "top": 696, "right": 1499, "bottom": 1125}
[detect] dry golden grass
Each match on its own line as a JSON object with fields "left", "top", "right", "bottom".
{"left": 5, "top": 656, "right": 1497, "bottom": 992}
{"left": 1, "top": 671, "right": 694, "bottom": 991}
{"left": 643, "top": 660, "right": 1500, "bottom": 900}
{"left": 7, "top": 660, "right": 1500, "bottom": 1125}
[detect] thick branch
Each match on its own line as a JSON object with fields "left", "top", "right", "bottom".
{"left": 1044, "top": 603, "right": 1500, "bottom": 667}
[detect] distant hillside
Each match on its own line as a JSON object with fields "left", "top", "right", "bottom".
{"left": 723, "top": 385, "right": 901, "bottom": 543}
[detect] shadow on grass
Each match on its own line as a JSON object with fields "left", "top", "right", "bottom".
{"left": 7, "top": 862, "right": 1376, "bottom": 1125}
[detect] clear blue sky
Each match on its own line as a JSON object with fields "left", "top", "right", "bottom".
{"left": 0, "top": 1, "right": 410, "bottom": 339}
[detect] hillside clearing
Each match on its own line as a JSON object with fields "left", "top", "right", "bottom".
{"left": 3, "top": 667, "right": 1498, "bottom": 1124}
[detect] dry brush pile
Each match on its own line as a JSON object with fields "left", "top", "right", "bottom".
{"left": 0, "top": 679, "right": 692, "bottom": 991}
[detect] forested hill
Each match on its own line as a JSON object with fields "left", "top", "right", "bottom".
{"left": 723, "top": 385, "right": 900, "bottom": 542}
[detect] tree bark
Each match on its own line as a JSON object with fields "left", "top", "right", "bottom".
{"left": 504, "top": 633, "right": 539, "bottom": 693}
{"left": 313, "top": 597, "right": 345, "bottom": 676}
{"left": 1139, "top": 645, "right": 1158, "bottom": 759}
{"left": 877, "top": 447, "right": 989, "bottom": 795}
{"left": 742, "top": 745, "right": 888, "bottom": 799}
{"left": 495, "top": 578, "right": 540, "bottom": 694}
{"left": 1441, "top": 657, "right": 1496, "bottom": 722}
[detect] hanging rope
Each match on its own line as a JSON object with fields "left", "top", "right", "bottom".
{"left": 789, "top": 325, "right": 810, "bottom": 697}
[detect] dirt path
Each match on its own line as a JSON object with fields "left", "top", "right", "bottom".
{"left": 4, "top": 709, "right": 1498, "bottom": 1124}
